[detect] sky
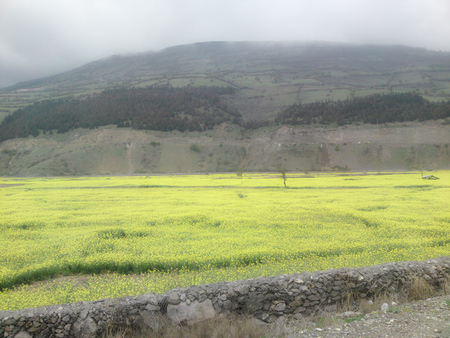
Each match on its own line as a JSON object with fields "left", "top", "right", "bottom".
{"left": 1, "top": 0, "right": 450, "bottom": 88}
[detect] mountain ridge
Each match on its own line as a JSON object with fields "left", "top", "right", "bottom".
{"left": 2, "top": 41, "right": 449, "bottom": 94}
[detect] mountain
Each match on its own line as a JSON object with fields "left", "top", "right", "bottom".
{"left": 2, "top": 41, "right": 450, "bottom": 120}
{"left": 1, "top": 41, "right": 450, "bottom": 176}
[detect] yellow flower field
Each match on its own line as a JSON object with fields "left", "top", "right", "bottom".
{"left": 0, "top": 172, "right": 449, "bottom": 310}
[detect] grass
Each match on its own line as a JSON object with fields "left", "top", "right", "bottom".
{"left": 0, "top": 172, "right": 449, "bottom": 310}
{"left": 343, "top": 314, "right": 365, "bottom": 323}
{"left": 103, "top": 314, "right": 263, "bottom": 338}
{"left": 406, "top": 276, "right": 436, "bottom": 301}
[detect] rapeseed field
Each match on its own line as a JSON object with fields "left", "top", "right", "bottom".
{"left": 0, "top": 172, "right": 449, "bottom": 310}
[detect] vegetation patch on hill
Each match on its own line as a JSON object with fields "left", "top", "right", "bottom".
{"left": 0, "top": 86, "right": 240, "bottom": 142}
{"left": 275, "top": 92, "right": 450, "bottom": 126}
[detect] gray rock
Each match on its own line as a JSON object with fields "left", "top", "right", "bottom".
{"left": 3, "top": 319, "right": 15, "bottom": 326}
{"left": 78, "top": 309, "right": 89, "bottom": 320}
{"left": 234, "top": 285, "right": 250, "bottom": 295}
{"left": 292, "top": 313, "right": 303, "bottom": 320}
{"left": 198, "top": 293, "right": 208, "bottom": 302}
{"left": 168, "top": 293, "right": 180, "bottom": 305}
{"left": 252, "top": 317, "right": 268, "bottom": 326}
{"left": 14, "top": 332, "right": 32, "bottom": 338}
{"left": 258, "top": 312, "right": 270, "bottom": 321}
{"left": 340, "top": 311, "right": 362, "bottom": 318}
{"left": 275, "top": 316, "right": 287, "bottom": 325}
{"left": 223, "top": 300, "right": 232, "bottom": 311}
{"left": 145, "top": 304, "right": 160, "bottom": 312}
{"left": 265, "top": 314, "right": 278, "bottom": 323}
{"left": 167, "top": 299, "right": 216, "bottom": 325}
{"left": 73, "top": 316, "right": 98, "bottom": 338}
{"left": 274, "top": 302, "right": 286, "bottom": 312}
{"left": 140, "top": 310, "right": 160, "bottom": 331}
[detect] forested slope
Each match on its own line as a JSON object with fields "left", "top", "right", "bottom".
{"left": 275, "top": 92, "right": 450, "bottom": 126}
{"left": 0, "top": 86, "right": 239, "bottom": 142}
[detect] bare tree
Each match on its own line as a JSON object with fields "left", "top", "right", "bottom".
{"left": 281, "top": 168, "right": 287, "bottom": 187}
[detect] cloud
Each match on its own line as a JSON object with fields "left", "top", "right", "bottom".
{"left": 1, "top": 0, "right": 450, "bottom": 87}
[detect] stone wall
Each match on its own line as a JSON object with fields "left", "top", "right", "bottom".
{"left": 1, "top": 256, "right": 450, "bottom": 337}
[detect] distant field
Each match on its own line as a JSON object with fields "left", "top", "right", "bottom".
{"left": 0, "top": 172, "right": 449, "bottom": 310}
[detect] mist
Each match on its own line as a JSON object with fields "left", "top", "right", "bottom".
{"left": 1, "top": 0, "right": 450, "bottom": 87}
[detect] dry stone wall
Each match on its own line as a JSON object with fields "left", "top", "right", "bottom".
{"left": 1, "top": 256, "right": 450, "bottom": 337}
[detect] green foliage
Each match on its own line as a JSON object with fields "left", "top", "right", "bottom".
{"left": 97, "top": 228, "right": 127, "bottom": 239}
{"left": 15, "top": 222, "right": 44, "bottom": 230}
{"left": 344, "top": 314, "right": 365, "bottom": 323}
{"left": 358, "top": 217, "right": 379, "bottom": 228}
{"left": 358, "top": 206, "right": 388, "bottom": 212}
{"left": 276, "top": 92, "right": 450, "bottom": 126}
{"left": 190, "top": 144, "right": 201, "bottom": 153}
{"left": 2, "top": 149, "right": 18, "bottom": 156}
{"left": 387, "top": 306, "right": 400, "bottom": 313}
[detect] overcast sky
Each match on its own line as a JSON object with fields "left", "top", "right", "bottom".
{"left": 1, "top": 0, "right": 450, "bottom": 88}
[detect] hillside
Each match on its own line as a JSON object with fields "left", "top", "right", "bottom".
{"left": 1, "top": 120, "right": 450, "bottom": 176}
{"left": 1, "top": 41, "right": 450, "bottom": 175}
{"left": 2, "top": 41, "right": 450, "bottom": 121}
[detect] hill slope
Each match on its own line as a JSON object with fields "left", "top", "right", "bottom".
{"left": 1, "top": 41, "right": 450, "bottom": 175}
{"left": 2, "top": 41, "right": 450, "bottom": 121}
{"left": 1, "top": 121, "right": 450, "bottom": 176}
